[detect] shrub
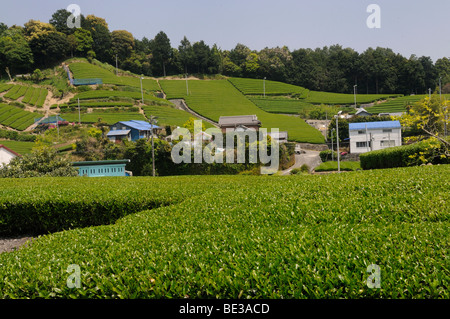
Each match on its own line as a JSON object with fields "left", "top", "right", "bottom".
{"left": 359, "top": 138, "right": 449, "bottom": 170}
{"left": 320, "top": 149, "right": 338, "bottom": 162}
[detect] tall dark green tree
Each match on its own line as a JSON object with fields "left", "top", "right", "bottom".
{"left": 84, "top": 15, "right": 111, "bottom": 62}
{"left": 178, "top": 36, "right": 194, "bottom": 73}
{"left": 151, "top": 31, "right": 172, "bottom": 76}
{"left": 49, "top": 9, "right": 74, "bottom": 35}
{"left": 192, "top": 40, "right": 210, "bottom": 74}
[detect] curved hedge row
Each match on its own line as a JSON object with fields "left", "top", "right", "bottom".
{"left": 0, "top": 177, "right": 196, "bottom": 236}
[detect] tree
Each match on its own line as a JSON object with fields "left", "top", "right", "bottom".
{"left": 0, "top": 146, "right": 78, "bottom": 178}
{"left": 178, "top": 36, "right": 194, "bottom": 73}
{"left": 0, "top": 22, "right": 7, "bottom": 35}
{"left": 435, "top": 57, "right": 450, "bottom": 85}
{"left": 396, "top": 95, "right": 449, "bottom": 153}
{"left": 24, "top": 20, "right": 69, "bottom": 66}
{"left": 151, "top": 31, "right": 172, "bottom": 76}
{"left": 73, "top": 28, "right": 94, "bottom": 56}
{"left": 84, "top": 15, "right": 111, "bottom": 62}
{"left": 111, "top": 30, "right": 135, "bottom": 63}
{"left": 0, "top": 27, "right": 34, "bottom": 74}
{"left": 49, "top": 9, "right": 74, "bottom": 35}
{"left": 192, "top": 40, "right": 210, "bottom": 74}
{"left": 183, "top": 117, "right": 205, "bottom": 134}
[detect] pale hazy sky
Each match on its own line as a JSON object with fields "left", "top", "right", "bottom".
{"left": 1, "top": 0, "right": 449, "bottom": 62}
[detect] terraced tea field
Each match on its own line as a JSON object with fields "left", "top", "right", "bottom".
{"left": 229, "top": 77, "right": 308, "bottom": 96}
{"left": 303, "top": 91, "right": 400, "bottom": 105}
{"left": 0, "top": 103, "right": 37, "bottom": 130}
{"left": 69, "top": 62, "right": 160, "bottom": 91}
{"left": 0, "top": 165, "right": 448, "bottom": 298}
{"left": 159, "top": 79, "right": 325, "bottom": 144}
{"left": 229, "top": 77, "right": 400, "bottom": 105}
{"left": 366, "top": 94, "right": 450, "bottom": 114}
{"left": 62, "top": 109, "right": 146, "bottom": 125}
{"left": 69, "top": 90, "right": 172, "bottom": 107}
{"left": 0, "top": 140, "right": 35, "bottom": 154}
{"left": 249, "top": 97, "right": 315, "bottom": 114}
{"left": 1, "top": 85, "right": 48, "bottom": 107}
{"left": 142, "top": 105, "right": 212, "bottom": 128}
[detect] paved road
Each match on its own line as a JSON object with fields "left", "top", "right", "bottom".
{"left": 280, "top": 150, "right": 322, "bottom": 175}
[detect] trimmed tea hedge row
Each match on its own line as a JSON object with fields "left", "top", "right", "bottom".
{"left": 0, "top": 177, "right": 203, "bottom": 236}
{"left": 0, "top": 166, "right": 448, "bottom": 299}
{"left": 0, "top": 103, "right": 37, "bottom": 130}
{"left": 360, "top": 139, "right": 449, "bottom": 170}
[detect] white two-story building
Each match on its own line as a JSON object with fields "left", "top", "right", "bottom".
{"left": 349, "top": 121, "right": 402, "bottom": 154}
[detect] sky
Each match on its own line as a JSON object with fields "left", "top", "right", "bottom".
{"left": 1, "top": 0, "right": 449, "bottom": 62}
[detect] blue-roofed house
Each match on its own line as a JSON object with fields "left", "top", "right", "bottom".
{"left": 349, "top": 120, "right": 402, "bottom": 154}
{"left": 108, "top": 120, "right": 161, "bottom": 142}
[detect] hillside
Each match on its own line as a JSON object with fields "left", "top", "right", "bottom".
{"left": 0, "top": 58, "right": 425, "bottom": 145}
{"left": 159, "top": 79, "right": 326, "bottom": 144}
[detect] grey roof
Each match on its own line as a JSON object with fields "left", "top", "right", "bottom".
{"left": 355, "top": 108, "right": 372, "bottom": 116}
{"left": 218, "top": 115, "right": 261, "bottom": 127}
{"left": 107, "top": 130, "right": 131, "bottom": 137}
{"left": 268, "top": 131, "right": 289, "bottom": 139}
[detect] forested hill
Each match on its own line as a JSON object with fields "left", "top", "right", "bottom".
{"left": 1, "top": 8, "right": 449, "bottom": 96}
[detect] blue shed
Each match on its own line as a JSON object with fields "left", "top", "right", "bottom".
{"left": 109, "top": 120, "right": 161, "bottom": 142}
{"left": 72, "top": 160, "right": 131, "bottom": 177}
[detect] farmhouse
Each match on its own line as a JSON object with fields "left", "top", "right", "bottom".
{"left": 349, "top": 120, "right": 402, "bottom": 154}
{"left": 108, "top": 120, "right": 161, "bottom": 142}
{"left": 0, "top": 144, "right": 20, "bottom": 167}
{"left": 72, "top": 159, "right": 131, "bottom": 177}
{"left": 218, "top": 115, "right": 261, "bottom": 133}
{"left": 354, "top": 108, "right": 372, "bottom": 117}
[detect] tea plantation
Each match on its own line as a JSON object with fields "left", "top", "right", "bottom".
{"left": 0, "top": 165, "right": 448, "bottom": 298}
{"left": 159, "top": 79, "right": 325, "bottom": 144}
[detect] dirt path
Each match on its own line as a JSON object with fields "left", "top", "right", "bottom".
{"left": 280, "top": 149, "right": 322, "bottom": 175}
{"left": 0, "top": 235, "right": 35, "bottom": 254}
{"left": 170, "top": 99, "right": 219, "bottom": 128}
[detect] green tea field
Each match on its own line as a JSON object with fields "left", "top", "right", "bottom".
{"left": 0, "top": 165, "right": 448, "bottom": 298}
{"left": 61, "top": 109, "right": 146, "bottom": 124}
{"left": 159, "top": 79, "right": 325, "bottom": 144}
{"left": 0, "top": 103, "right": 38, "bottom": 131}
{"left": 69, "top": 62, "right": 160, "bottom": 91}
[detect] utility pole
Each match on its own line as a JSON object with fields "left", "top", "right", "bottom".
{"left": 444, "top": 106, "right": 448, "bottom": 137}
{"left": 148, "top": 115, "right": 157, "bottom": 177}
{"left": 335, "top": 111, "right": 342, "bottom": 173}
{"left": 140, "top": 76, "right": 144, "bottom": 104}
{"left": 263, "top": 77, "right": 266, "bottom": 98}
{"left": 56, "top": 114, "right": 60, "bottom": 141}
{"left": 78, "top": 98, "right": 81, "bottom": 125}
{"left": 354, "top": 85, "right": 358, "bottom": 108}
{"left": 116, "top": 54, "right": 118, "bottom": 76}
{"left": 439, "top": 77, "right": 442, "bottom": 102}
{"left": 331, "top": 128, "right": 335, "bottom": 161}
{"left": 186, "top": 74, "right": 189, "bottom": 95}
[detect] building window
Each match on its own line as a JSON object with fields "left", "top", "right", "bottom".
{"left": 356, "top": 141, "right": 371, "bottom": 148}
{"left": 383, "top": 129, "right": 393, "bottom": 133}
{"left": 358, "top": 130, "right": 365, "bottom": 135}
{"left": 381, "top": 140, "right": 395, "bottom": 147}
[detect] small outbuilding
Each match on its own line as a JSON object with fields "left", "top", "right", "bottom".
{"left": 72, "top": 159, "right": 131, "bottom": 177}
